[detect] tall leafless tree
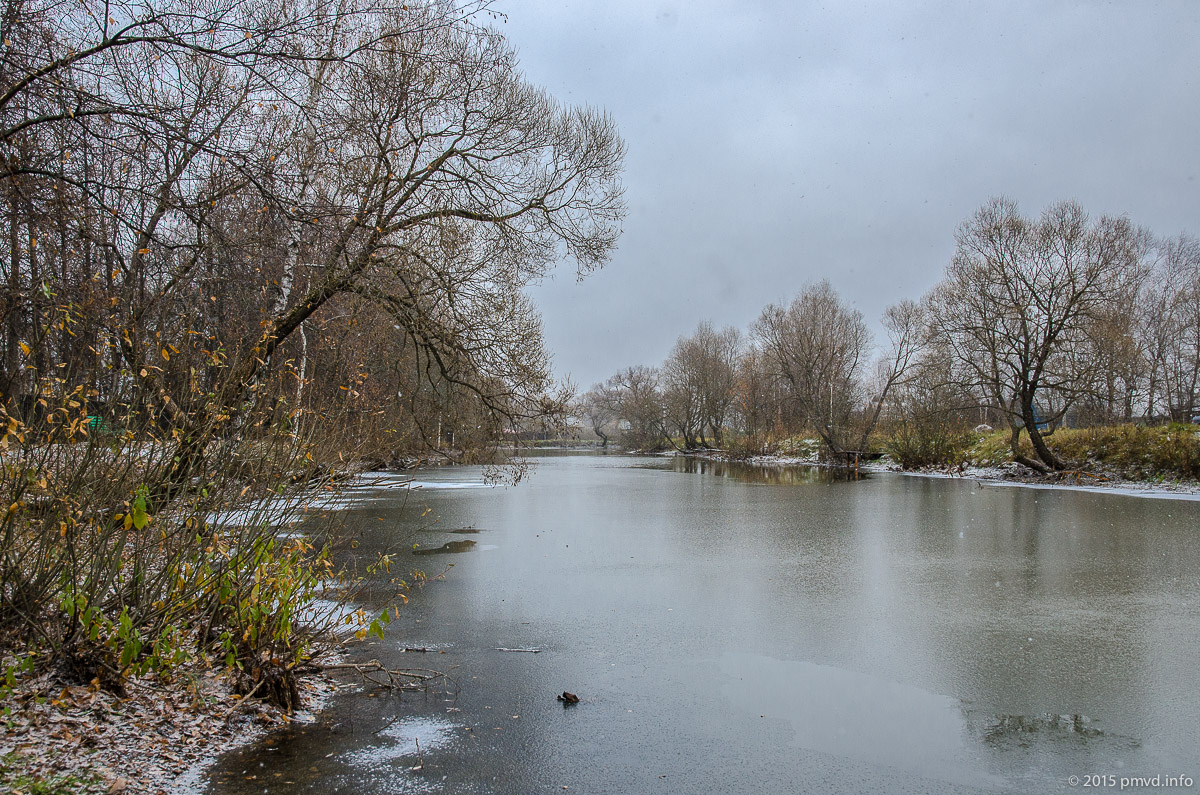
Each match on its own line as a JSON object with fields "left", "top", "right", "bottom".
{"left": 1142, "top": 234, "right": 1200, "bottom": 422}
{"left": 753, "top": 280, "right": 870, "bottom": 454}
{"left": 927, "top": 198, "right": 1143, "bottom": 472}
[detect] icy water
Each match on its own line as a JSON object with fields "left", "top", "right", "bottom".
{"left": 208, "top": 454, "right": 1200, "bottom": 794}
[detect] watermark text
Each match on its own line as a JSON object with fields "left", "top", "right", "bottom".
{"left": 1067, "top": 774, "right": 1194, "bottom": 790}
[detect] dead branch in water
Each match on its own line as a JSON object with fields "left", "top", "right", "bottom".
{"left": 308, "top": 660, "right": 455, "bottom": 691}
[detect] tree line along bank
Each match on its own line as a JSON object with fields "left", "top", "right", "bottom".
{"left": 581, "top": 198, "right": 1200, "bottom": 480}
{"left": 0, "top": 0, "right": 626, "bottom": 744}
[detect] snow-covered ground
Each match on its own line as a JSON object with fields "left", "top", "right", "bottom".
{"left": 904, "top": 464, "right": 1200, "bottom": 501}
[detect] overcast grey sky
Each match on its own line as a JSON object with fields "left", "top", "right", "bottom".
{"left": 497, "top": 0, "right": 1200, "bottom": 391}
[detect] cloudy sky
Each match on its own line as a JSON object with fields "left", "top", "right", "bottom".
{"left": 495, "top": 0, "right": 1200, "bottom": 391}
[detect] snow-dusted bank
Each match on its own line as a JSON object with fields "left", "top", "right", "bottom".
{"left": 0, "top": 645, "right": 344, "bottom": 795}
{"left": 2, "top": 468, "right": 495, "bottom": 794}
{"left": 897, "top": 464, "right": 1200, "bottom": 501}
{"left": 683, "top": 449, "right": 1200, "bottom": 502}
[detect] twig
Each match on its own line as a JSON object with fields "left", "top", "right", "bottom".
{"left": 427, "top": 562, "right": 455, "bottom": 581}
{"left": 373, "top": 713, "right": 402, "bottom": 735}
{"left": 315, "top": 660, "right": 453, "bottom": 690}
{"left": 495, "top": 647, "right": 541, "bottom": 653}
{"left": 222, "top": 678, "right": 264, "bottom": 723}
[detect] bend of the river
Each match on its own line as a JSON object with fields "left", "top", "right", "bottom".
{"left": 209, "top": 453, "right": 1200, "bottom": 794}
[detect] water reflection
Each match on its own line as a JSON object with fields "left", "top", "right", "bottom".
{"left": 208, "top": 455, "right": 1200, "bottom": 795}
{"left": 973, "top": 713, "right": 1108, "bottom": 745}
{"left": 648, "top": 455, "right": 865, "bottom": 484}
{"left": 411, "top": 539, "right": 476, "bottom": 555}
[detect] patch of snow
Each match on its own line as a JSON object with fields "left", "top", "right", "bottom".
{"left": 342, "top": 715, "right": 459, "bottom": 766}
{"left": 901, "top": 468, "right": 1200, "bottom": 502}
{"left": 403, "top": 481, "right": 492, "bottom": 490}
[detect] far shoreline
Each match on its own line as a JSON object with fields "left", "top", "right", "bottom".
{"left": 666, "top": 448, "right": 1200, "bottom": 502}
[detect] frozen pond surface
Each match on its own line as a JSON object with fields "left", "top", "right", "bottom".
{"left": 209, "top": 453, "right": 1200, "bottom": 794}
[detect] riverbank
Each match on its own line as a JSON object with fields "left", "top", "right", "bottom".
{"left": 897, "top": 462, "right": 1200, "bottom": 500}
{"left": 0, "top": 663, "right": 340, "bottom": 794}
{"left": 0, "top": 468, "right": 404, "bottom": 794}
{"left": 687, "top": 449, "right": 1200, "bottom": 501}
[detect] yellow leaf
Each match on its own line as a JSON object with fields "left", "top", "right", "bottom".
{"left": 161, "top": 348, "right": 170, "bottom": 361}
{"left": 18, "top": 342, "right": 29, "bottom": 356}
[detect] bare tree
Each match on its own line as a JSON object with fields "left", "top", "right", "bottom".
{"left": 0, "top": 0, "right": 626, "bottom": 479}
{"left": 1143, "top": 234, "right": 1200, "bottom": 422}
{"left": 855, "top": 299, "right": 925, "bottom": 447}
{"left": 731, "top": 345, "right": 778, "bottom": 449}
{"left": 606, "top": 365, "right": 664, "bottom": 450}
{"left": 927, "top": 198, "right": 1143, "bottom": 472}
{"left": 752, "top": 280, "right": 871, "bottom": 454}
{"left": 0, "top": 0, "right": 628, "bottom": 694}
{"left": 752, "top": 282, "right": 921, "bottom": 458}
{"left": 659, "top": 321, "right": 740, "bottom": 449}
{"left": 694, "top": 323, "right": 742, "bottom": 446}
{"left": 579, "top": 381, "right": 619, "bottom": 447}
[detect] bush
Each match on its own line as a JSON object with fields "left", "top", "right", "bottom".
{"left": 883, "top": 420, "right": 973, "bottom": 469}
{"left": 0, "top": 373, "right": 371, "bottom": 709}
{"left": 774, "top": 436, "right": 822, "bottom": 460}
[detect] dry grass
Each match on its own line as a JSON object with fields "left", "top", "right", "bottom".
{"left": 961, "top": 424, "right": 1200, "bottom": 481}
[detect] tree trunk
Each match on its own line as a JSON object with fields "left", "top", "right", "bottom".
{"left": 1017, "top": 393, "right": 1064, "bottom": 471}
{"left": 1008, "top": 423, "right": 1050, "bottom": 474}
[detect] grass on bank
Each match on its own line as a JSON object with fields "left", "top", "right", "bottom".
{"left": 0, "top": 753, "right": 106, "bottom": 795}
{"left": 886, "top": 422, "right": 1200, "bottom": 481}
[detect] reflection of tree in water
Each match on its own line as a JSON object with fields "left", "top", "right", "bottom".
{"left": 660, "top": 457, "right": 866, "bottom": 485}
{"left": 413, "top": 540, "right": 477, "bottom": 555}
{"left": 966, "top": 712, "right": 1143, "bottom": 753}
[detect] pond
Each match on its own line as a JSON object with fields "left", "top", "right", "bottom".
{"left": 209, "top": 453, "right": 1200, "bottom": 794}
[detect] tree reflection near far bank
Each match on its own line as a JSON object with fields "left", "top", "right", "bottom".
{"left": 648, "top": 455, "right": 866, "bottom": 485}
